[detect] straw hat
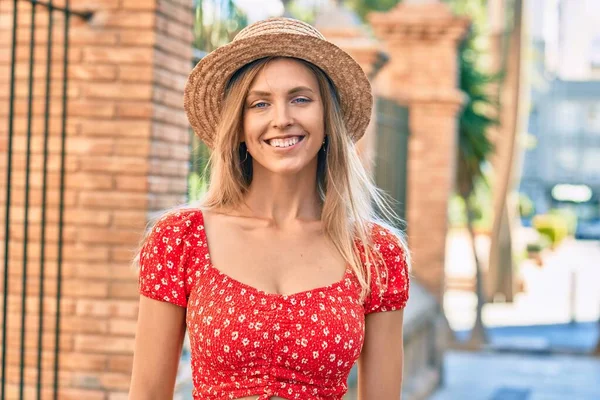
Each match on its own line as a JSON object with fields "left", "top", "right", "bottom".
{"left": 183, "top": 17, "right": 372, "bottom": 149}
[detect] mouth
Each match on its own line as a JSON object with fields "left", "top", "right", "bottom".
{"left": 264, "top": 135, "right": 305, "bottom": 149}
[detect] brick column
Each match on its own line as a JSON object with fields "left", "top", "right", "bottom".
{"left": 0, "top": 0, "right": 193, "bottom": 398}
{"left": 369, "top": 2, "right": 469, "bottom": 300}
{"left": 314, "top": 5, "right": 386, "bottom": 175}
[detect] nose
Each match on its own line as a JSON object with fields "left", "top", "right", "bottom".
{"left": 272, "top": 102, "right": 293, "bottom": 130}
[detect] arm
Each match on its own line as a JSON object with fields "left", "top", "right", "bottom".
{"left": 129, "top": 296, "right": 186, "bottom": 400}
{"left": 357, "top": 309, "right": 405, "bottom": 400}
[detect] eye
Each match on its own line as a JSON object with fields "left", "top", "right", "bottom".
{"left": 293, "top": 97, "right": 311, "bottom": 104}
{"left": 250, "top": 101, "right": 269, "bottom": 109}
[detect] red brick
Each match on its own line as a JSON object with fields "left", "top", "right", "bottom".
{"left": 75, "top": 335, "right": 135, "bottom": 354}
{"left": 108, "top": 392, "right": 130, "bottom": 400}
{"left": 111, "top": 247, "right": 139, "bottom": 263}
{"left": 115, "top": 175, "right": 148, "bottom": 192}
{"left": 79, "top": 227, "right": 140, "bottom": 245}
{"left": 121, "top": 0, "right": 156, "bottom": 10}
{"left": 80, "top": 191, "right": 148, "bottom": 209}
{"left": 157, "top": 0, "right": 194, "bottom": 26}
{"left": 75, "top": 299, "right": 139, "bottom": 318}
{"left": 118, "top": 65, "right": 153, "bottom": 82}
{"left": 154, "top": 48, "right": 191, "bottom": 75}
{"left": 63, "top": 279, "right": 109, "bottom": 298}
{"left": 69, "top": 65, "right": 118, "bottom": 81}
{"left": 108, "top": 355, "right": 134, "bottom": 374}
{"left": 64, "top": 209, "right": 112, "bottom": 226}
{"left": 103, "top": 11, "right": 155, "bottom": 28}
{"left": 155, "top": 31, "right": 193, "bottom": 57}
{"left": 156, "top": 14, "right": 194, "bottom": 42}
{"left": 109, "top": 282, "right": 139, "bottom": 299}
{"left": 119, "top": 30, "right": 156, "bottom": 46}
{"left": 67, "top": 138, "right": 115, "bottom": 156}
{"left": 115, "top": 138, "right": 151, "bottom": 157}
{"left": 109, "top": 264, "right": 139, "bottom": 280}
{"left": 80, "top": 156, "right": 148, "bottom": 174}
{"left": 83, "top": 47, "right": 153, "bottom": 64}
{"left": 62, "top": 315, "right": 109, "bottom": 334}
{"left": 100, "top": 372, "right": 131, "bottom": 391}
{"left": 61, "top": 352, "right": 108, "bottom": 372}
{"left": 153, "top": 104, "right": 188, "bottom": 128}
{"left": 71, "top": 0, "right": 120, "bottom": 11}
{"left": 83, "top": 83, "right": 152, "bottom": 100}
{"left": 108, "top": 318, "right": 137, "bottom": 336}
{"left": 57, "top": 388, "right": 106, "bottom": 400}
{"left": 116, "top": 102, "right": 153, "bottom": 118}
{"left": 81, "top": 120, "right": 151, "bottom": 137}
{"left": 70, "top": 100, "right": 116, "bottom": 118}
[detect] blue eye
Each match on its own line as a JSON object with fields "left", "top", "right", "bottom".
{"left": 252, "top": 102, "right": 268, "bottom": 108}
{"left": 293, "top": 97, "right": 311, "bottom": 104}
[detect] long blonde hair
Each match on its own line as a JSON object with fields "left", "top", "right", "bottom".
{"left": 200, "top": 57, "right": 409, "bottom": 301}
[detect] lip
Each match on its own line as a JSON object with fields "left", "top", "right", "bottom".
{"left": 263, "top": 135, "right": 306, "bottom": 151}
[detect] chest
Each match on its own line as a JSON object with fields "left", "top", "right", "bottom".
{"left": 186, "top": 273, "right": 365, "bottom": 376}
{"left": 202, "top": 218, "right": 347, "bottom": 297}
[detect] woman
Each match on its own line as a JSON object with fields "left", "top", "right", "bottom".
{"left": 129, "top": 17, "right": 410, "bottom": 400}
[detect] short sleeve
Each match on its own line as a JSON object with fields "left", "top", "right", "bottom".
{"left": 363, "top": 224, "right": 410, "bottom": 314}
{"left": 138, "top": 210, "right": 198, "bottom": 307}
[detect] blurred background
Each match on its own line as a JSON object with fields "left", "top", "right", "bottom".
{"left": 1, "top": 0, "right": 599, "bottom": 399}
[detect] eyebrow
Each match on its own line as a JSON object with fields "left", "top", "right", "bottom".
{"left": 247, "top": 86, "right": 315, "bottom": 97}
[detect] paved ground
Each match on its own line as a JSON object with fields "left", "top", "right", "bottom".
{"left": 444, "top": 232, "right": 600, "bottom": 331}
{"left": 430, "top": 351, "right": 600, "bottom": 400}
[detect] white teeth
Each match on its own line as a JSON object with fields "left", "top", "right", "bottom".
{"left": 269, "top": 137, "right": 300, "bottom": 148}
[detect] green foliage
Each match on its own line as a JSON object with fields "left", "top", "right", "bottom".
{"left": 193, "top": 0, "right": 248, "bottom": 52}
{"left": 188, "top": 134, "right": 211, "bottom": 202}
{"left": 345, "top": 0, "right": 401, "bottom": 21}
{"left": 189, "top": 0, "right": 247, "bottom": 201}
{"left": 518, "top": 192, "right": 535, "bottom": 218}
{"left": 548, "top": 208, "right": 578, "bottom": 236}
{"left": 532, "top": 214, "right": 569, "bottom": 248}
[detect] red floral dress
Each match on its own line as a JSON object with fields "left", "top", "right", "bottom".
{"left": 138, "top": 209, "right": 409, "bottom": 400}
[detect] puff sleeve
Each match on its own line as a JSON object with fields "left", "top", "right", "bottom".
{"left": 363, "top": 224, "right": 410, "bottom": 314}
{"left": 138, "top": 210, "right": 197, "bottom": 307}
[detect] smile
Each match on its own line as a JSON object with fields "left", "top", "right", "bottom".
{"left": 265, "top": 136, "right": 305, "bottom": 149}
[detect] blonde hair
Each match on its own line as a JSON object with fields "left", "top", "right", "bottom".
{"left": 199, "top": 57, "right": 409, "bottom": 301}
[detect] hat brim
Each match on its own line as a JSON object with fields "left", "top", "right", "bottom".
{"left": 184, "top": 33, "right": 372, "bottom": 149}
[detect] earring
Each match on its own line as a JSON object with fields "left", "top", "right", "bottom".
{"left": 321, "top": 136, "right": 328, "bottom": 153}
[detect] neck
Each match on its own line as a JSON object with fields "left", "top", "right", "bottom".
{"left": 243, "top": 162, "right": 321, "bottom": 223}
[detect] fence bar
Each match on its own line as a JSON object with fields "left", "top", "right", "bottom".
{"left": 37, "top": 0, "right": 54, "bottom": 397}
{"left": 2, "top": 1, "right": 19, "bottom": 398}
{"left": 53, "top": 0, "right": 71, "bottom": 397}
{"left": 19, "top": 0, "right": 92, "bottom": 20}
{"left": 20, "top": 1, "right": 38, "bottom": 398}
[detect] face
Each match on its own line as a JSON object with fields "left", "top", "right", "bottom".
{"left": 242, "top": 58, "right": 325, "bottom": 176}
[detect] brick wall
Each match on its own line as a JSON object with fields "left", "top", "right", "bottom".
{"left": 0, "top": 0, "right": 194, "bottom": 398}
{"left": 370, "top": 3, "right": 469, "bottom": 300}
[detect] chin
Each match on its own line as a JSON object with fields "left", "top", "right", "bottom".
{"left": 255, "top": 159, "right": 317, "bottom": 177}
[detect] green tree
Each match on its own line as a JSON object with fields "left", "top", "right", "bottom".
{"left": 189, "top": 0, "right": 248, "bottom": 202}
{"left": 455, "top": 33, "right": 500, "bottom": 346}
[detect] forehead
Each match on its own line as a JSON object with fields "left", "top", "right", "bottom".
{"left": 249, "top": 58, "right": 319, "bottom": 91}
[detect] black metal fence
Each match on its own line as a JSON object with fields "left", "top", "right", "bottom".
{"left": 1, "top": 1, "right": 89, "bottom": 399}
{"left": 374, "top": 97, "right": 411, "bottom": 224}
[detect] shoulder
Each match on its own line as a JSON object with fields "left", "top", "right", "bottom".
{"left": 368, "top": 222, "right": 409, "bottom": 264}
{"left": 147, "top": 208, "right": 205, "bottom": 236}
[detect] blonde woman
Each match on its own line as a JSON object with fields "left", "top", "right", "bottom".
{"left": 129, "top": 17, "right": 410, "bottom": 400}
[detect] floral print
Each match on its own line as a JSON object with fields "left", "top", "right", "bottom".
{"left": 139, "top": 209, "right": 409, "bottom": 400}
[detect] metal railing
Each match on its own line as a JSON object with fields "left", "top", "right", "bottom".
{"left": 2, "top": 1, "right": 90, "bottom": 399}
